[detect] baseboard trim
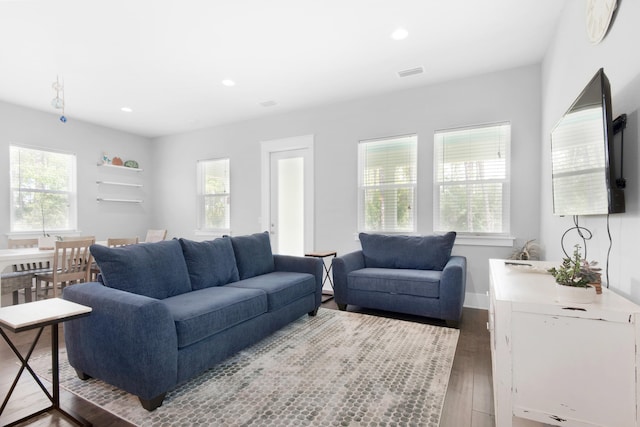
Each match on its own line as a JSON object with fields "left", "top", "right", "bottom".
{"left": 463, "top": 292, "right": 489, "bottom": 310}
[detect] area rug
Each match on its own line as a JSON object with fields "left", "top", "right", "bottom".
{"left": 34, "top": 309, "right": 459, "bottom": 426}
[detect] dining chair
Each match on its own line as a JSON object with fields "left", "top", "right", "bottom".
{"left": 35, "top": 238, "right": 95, "bottom": 299}
{"left": 1, "top": 238, "right": 48, "bottom": 304}
{"left": 145, "top": 229, "right": 167, "bottom": 243}
{"left": 107, "top": 236, "right": 139, "bottom": 247}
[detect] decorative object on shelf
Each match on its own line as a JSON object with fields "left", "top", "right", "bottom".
{"left": 509, "top": 239, "right": 541, "bottom": 261}
{"left": 548, "top": 245, "right": 598, "bottom": 303}
{"left": 51, "top": 75, "right": 67, "bottom": 123}
{"left": 586, "top": 0, "right": 617, "bottom": 44}
{"left": 111, "top": 156, "right": 124, "bottom": 166}
{"left": 101, "top": 152, "right": 111, "bottom": 165}
{"left": 124, "top": 160, "right": 139, "bottom": 169}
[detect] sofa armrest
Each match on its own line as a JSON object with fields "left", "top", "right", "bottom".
{"left": 332, "top": 250, "right": 365, "bottom": 305}
{"left": 273, "top": 254, "right": 323, "bottom": 307}
{"left": 440, "top": 256, "right": 467, "bottom": 323}
{"left": 62, "top": 282, "right": 178, "bottom": 400}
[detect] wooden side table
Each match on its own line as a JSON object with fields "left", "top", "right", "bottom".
{"left": 305, "top": 251, "right": 337, "bottom": 302}
{"left": 0, "top": 298, "right": 92, "bottom": 426}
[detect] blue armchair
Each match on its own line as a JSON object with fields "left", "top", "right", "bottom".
{"left": 332, "top": 232, "right": 466, "bottom": 327}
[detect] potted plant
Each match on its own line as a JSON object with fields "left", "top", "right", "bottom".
{"left": 38, "top": 199, "right": 56, "bottom": 250}
{"left": 547, "top": 245, "right": 599, "bottom": 303}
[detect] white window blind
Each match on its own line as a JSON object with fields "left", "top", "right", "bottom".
{"left": 197, "top": 158, "right": 230, "bottom": 232}
{"left": 434, "top": 123, "right": 510, "bottom": 235}
{"left": 358, "top": 135, "right": 417, "bottom": 233}
{"left": 10, "top": 145, "right": 77, "bottom": 233}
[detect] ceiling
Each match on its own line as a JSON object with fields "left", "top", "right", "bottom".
{"left": 0, "top": 0, "right": 566, "bottom": 138}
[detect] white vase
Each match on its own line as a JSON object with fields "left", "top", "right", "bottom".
{"left": 38, "top": 236, "right": 56, "bottom": 250}
{"left": 555, "top": 283, "right": 596, "bottom": 304}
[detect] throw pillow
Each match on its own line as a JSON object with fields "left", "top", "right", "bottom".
{"left": 179, "top": 237, "right": 240, "bottom": 290}
{"left": 230, "top": 231, "right": 275, "bottom": 280}
{"left": 91, "top": 239, "right": 192, "bottom": 299}
{"left": 359, "top": 232, "right": 456, "bottom": 271}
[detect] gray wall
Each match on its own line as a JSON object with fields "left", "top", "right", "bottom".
{"left": 153, "top": 64, "right": 543, "bottom": 307}
{"left": 0, "top": 101, "right": 153, "bottom": 246}
{"left": 540, "top": 1, "right": 640, "bottom": 302}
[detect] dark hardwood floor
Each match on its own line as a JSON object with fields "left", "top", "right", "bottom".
{"left": 1, "top": 293, "right": 493, "bottom": 426}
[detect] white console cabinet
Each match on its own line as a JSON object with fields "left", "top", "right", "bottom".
{"left": 489, "top": 259, "right": 640, "bottom": 427}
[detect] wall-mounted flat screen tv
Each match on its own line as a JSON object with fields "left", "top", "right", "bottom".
{"left": 550, "top": 68, "right": 624, "bottom": 216}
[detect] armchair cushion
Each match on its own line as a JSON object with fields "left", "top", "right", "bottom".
{"left": 230, "top": 232, "right": 275, "bottom": 280}
{"left": 359, "top": 232, "right": 456, "bottom": 271}
{"left": 179, "top": 237, "right": 240, "bottom": 289}
{"left": 91, "top": 240, "right": 191, "bottom": 300}
{"left": 348, "top": 268, "right": 441, "bottom": 298}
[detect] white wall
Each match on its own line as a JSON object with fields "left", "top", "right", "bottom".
{"left": 153, "top": 64, "right": 543, "bottom": 307}
{"left": 541, "top": 1, "right": 640, "bottom": 302}
{"left": 0, "top": 101, "right": 153, "bottom": 246}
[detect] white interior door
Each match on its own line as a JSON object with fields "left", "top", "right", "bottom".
{"left": 261, "top": 135, "right": 314, "bottom": 256}
{"left": 270, "top": 150, "right": 305, "bottom": 255}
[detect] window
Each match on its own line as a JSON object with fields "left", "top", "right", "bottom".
{"left": 434, "top": 123, "right": 510, "bottom": 235}
{"left": 358, "top": 135, "right": 417, "bottom": 233}
{"left": 197, "top": 158, "right": 230, "bottom": 233}
{"left": 10, "top": 145, "right": 77, "bottom": 233}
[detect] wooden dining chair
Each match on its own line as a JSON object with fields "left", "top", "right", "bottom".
{"left": 145, "top": 229, "right": 167, "bottom": 243}
{"left": 1, "top": 238, "right": 48, "bottom": 304}
{"left": 35, "top": 238, "right": 95, "bottom": 299}
{"left": 107, "top": 236, "right": 139, "bottom": 247}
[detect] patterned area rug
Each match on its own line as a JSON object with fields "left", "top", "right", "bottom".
{"left": 35, "top": 309, "right": 459, "bottom": 426}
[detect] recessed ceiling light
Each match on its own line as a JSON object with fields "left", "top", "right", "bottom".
{"left": 222, "top": 79, "right": 236, "bottom": 87}
{"left": 391, "top": 28, "right": 409, "bottom": 41}
{"left": 120, "top": 107, "right": 133, "bottom": 113}
{"left": 397, "top": 66, "right": 424, "bottom": 78}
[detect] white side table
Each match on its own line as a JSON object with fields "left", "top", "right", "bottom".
{"left": 0, "top": 298, "right": 92, "bottom": 426}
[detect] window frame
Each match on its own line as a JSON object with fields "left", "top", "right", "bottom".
{"left": 433, "top": 122, "right": 511, "bottom": 238}
{"left": 196, "top": 158, "right": 231, "bottom": 234}
{"left": 357, "top": 134, "right": 418, "bottom": 234}
{"left": 9, "top": 144, "right": 78, "bottom": 234}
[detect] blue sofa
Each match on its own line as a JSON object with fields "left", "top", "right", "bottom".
{"left": 332, "top": 232, "right": 466, "bottom": 326}
{"left": 62, "top": 232, "right": 322, "bottom": 411}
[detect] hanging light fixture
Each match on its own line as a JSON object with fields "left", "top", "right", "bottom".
{"left": 51, "top": 75, "right": 67, "bottom": 123}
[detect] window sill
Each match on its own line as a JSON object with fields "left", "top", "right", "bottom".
{"left": 194, "top": 230, "right": 230, "bottom": 238}
{"left": 455, "top": 235, "right": 515, "bottom": 247}
{"left": 6, "top": 230, "right": 82, "bottom": 239}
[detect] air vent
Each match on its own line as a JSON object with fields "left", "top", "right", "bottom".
{"left": 397, "top": 66, "right": 424, "bottom": 78}
{"left": 259, "top": 100, "right": 277, "bottom": 107}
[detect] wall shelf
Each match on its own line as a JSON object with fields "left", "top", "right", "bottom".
{"left": 96, "top": 160, "right": 144, "bottom": 204}
{"left": 97, "top": 163, "right": 144, "bottom": 172}
{"left": 96, "top": 180, "right": 143, "bottom": 188}
{"left": 96, "top": 198, "right": 143, "bottom": 203}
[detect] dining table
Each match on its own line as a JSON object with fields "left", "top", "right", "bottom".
{"left": 0, "top": 247, "right": 55, "bottom": 307}
{"left": 0, "top": 241, "right": 112, "bottom": 307}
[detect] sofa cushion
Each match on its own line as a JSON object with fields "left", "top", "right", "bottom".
{"left": 162, "top": 286, "right": 267, "bottom": 348}
{"left": 226, "top": 271, "right": 315, "bottom": 311}
{"left": 91, "top": 240, "right": 192, "bottom": 300}
{"left": 359, "top": 232, "right": 456, "bottom": 271}
{"left": 230, "top": 232, "right": 275, "bottom": 280}
{"left": 348, "top": 268, "right": 441, "bottom": 298}
{"left": 179, "top": 237, "right": 240, "bottom": 290}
